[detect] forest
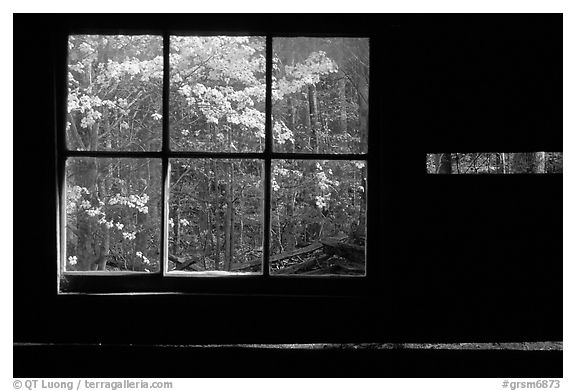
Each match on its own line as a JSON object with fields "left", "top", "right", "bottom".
{"left": 426, "top": 152, "right": 562, "bottom": 174}
{"left": 65, "top": 35, "right": 369, "bottom": 275}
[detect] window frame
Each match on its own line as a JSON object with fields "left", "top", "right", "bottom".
{"left": 57, "top": 30, "right": 374, "bottom": 296}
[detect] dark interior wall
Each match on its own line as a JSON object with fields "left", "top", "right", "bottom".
{"left": 13, "top": 14, "right": 562, "bottom": 375}
{"left": 383, "top": 16, "right": 562, "bottom": 343}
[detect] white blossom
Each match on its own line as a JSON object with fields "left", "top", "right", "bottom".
{"left": 108, "top": 193, "right": 149, "bottom": 213}
{"left": 86, "top": 207, "right": 103, "bottom": 217}
{"left": 122, "top": 232, "right": 136, "bottom": 240}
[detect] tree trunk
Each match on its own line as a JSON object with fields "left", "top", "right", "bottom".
{"left": 239, "top": 189, "right": 244, "bottom": 250}
{"left": 133, "top": 142, "right": 154, "bottom": 271}
{"left": 212, "top": 160, "right": 221, "bottom": 271}
{"left": 338, "top": 77, "right": 347, "bottom": 134}
{"left": 531, "top": 152, "right": 546, "bottom": 173}
{"left": 74, "top": 108, "right": 109, "bottom": 271}
{"left": 287, "top": 54, "right": 298, "bottom": 153}
{"left": 284, "top": 189, "right": 296, "bottom": 250}
{"left": 75, "top": 159, "right": 99, "bottom": 271}
{"left": 214, "top": 206, "right": 221, "bottom": 271}
{"left": 287, "top": 96, "right": 298, "bottom": 153}
{"left": 437, "top": 153, "right": 452, "bottom": 174}
{"left": 92, "top": 159, "right": 111, "bottom": 271}
{"left": 308, "top": 84, "right": 320, "bottom": 152}
{"left": 172, "top": 200, "right": 181, "bottom": 256}
{"left": 223, "top": 162, "right": 234, "bottom": 271}
{"left": 356, "top": 69, "right": 369, "bottom": 153}
{"left": 201, "top": 162, "right": 211, "bottom": 265}
{"left": 497, "top": 153, "right": 506, "bottom": 174}
{"left": 276, "top": 203, "right": 284, "bottom": 253}
{"left": 67, "top": 113, "right": 86, "bottom": 150}
{"left": 511, "top": 152, "right": 546, "bottom": 173}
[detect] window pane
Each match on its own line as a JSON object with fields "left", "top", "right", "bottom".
{"left": 65, "top": 158, "right": 162, "bottom": 272}
{"left": 272, "top": 37, "right": 369, "bottom": 154}
{"left": 168, "top": 159, "right": 263, "bottom": 273}
{"left": 426, "top": 153, "right": 563, "bottom": 174}
{"left": 67, "top": 35, "right": 163, "bottom": 151}
{"left": 270, "top": 160, "right": 366, "bottom": 275}
{"left": 170, "top": 36, "right": 266, "bottom": 152}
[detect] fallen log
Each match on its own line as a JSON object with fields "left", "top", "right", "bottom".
{"left": 270, "top": 242, "right": 323, "bottom": 263}
{"left": 231, "top": 242, "right": 323, "bottom": 271}
{"left": 273, "top": 254, "right": 331, "bottom": 275}
{"left": 168, "top": 254, "right": 204, "bottom": 271}
{"left": 320, "top": 240, "right": 365, "bottom": 264}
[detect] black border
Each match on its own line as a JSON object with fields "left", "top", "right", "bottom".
{"left": 14, "top": 13, "right": 563, "bottom": 377}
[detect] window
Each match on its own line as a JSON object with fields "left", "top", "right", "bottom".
{"left": 426, "top": 153, "right": 563, "bottom": 174}
{"left": 60, "top": 34, "right": 370, "bottom": 293}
